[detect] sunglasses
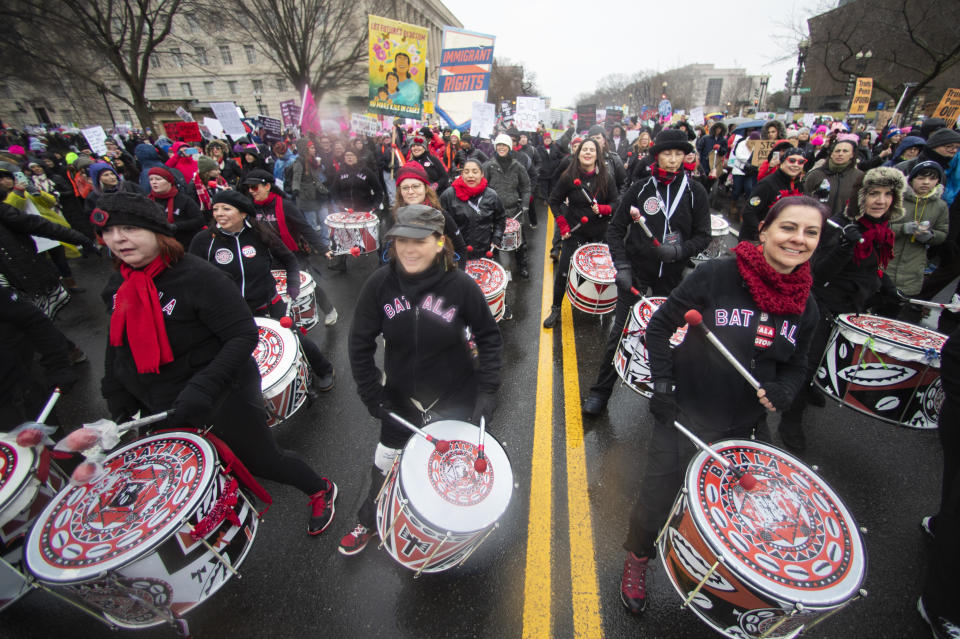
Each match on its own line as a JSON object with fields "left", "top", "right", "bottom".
{"left": 784, "top": 157, "right": 807, "bottom": 165}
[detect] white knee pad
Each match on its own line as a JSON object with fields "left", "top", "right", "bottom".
{"left": 374, "top": 443, "right": 402, "bottom": 475}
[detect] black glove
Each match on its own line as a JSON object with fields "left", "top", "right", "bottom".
{"left": 759, "top": 382, "right": 793, "bottom": 411}
{"left": 840, "top": 224, "right": 862, "bottom": 247}
{"left": 654, "top": 243, "right": 683, "bottom": 263}
{"left": 471, "top": 392, "right": 497, "bottom": 426}
{"left": 170, "top": 384, "right": 214, "bottom": 427}
{"left": 80, "top": 242, "right": 101, "bottom": 258}
{"left": 105, "top": 389, "right": 142, "bottom": 423}
{"left": 614, "top": 265, "right": 633, "bottom": 292}
{"left": 649, "top": 381, "right": 678, "bottom": 425}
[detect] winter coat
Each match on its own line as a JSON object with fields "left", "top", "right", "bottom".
{"left": 646, "top": 256, "right": 818, "bottom": 430}
{"left": 151, "top": 191, "right": 205, "bottom": 249}
{"left": 740, "top": 169, "right": 804, "bottom": 242}
{"left": 331, "top": 165, "right": 383, "bottom": 212}
{"left": 695, "top": 134, "right": 729, "bottom": 174}
{"left": 348, "top": 261, "right": 502, "bottom": 418}
{"left": 606, "top": 174, "right": 711, "bottom": 290}
{"left": 482, "top": 155, "right": 531, "bottom": 215}
{"left": 252, "top": 192, "right": 327, "bottom": 254}
{"left": 135, "top": 144, "right": 184, "bottom": 193}
{"left": 0, "top": 202, "right": 91, "bottom": 295}
{"left": 440, "top": 185, "right": 507, "bottom": 256}
{"left": 887, "top": 185, "right": 949, "bottom": 295}
{"left": 407, "top": 152, "right": 450, "bottom": 194}
{"left": 535, "top": 144, "right": 565, "bottom": 199}
{"left": 166, "top": 142, "right": 198, "bottom": 182}
{"left": 803, "top": 162, "right": 864, "bottom": 217}
{"left": 292, "top": 142, "right": 328, "bottom": 209}
{"left": 883, "top": 136, "right": 925, "bottom": 168}
{"left": 5, "top": 190, "right": 80, "bottom": 258}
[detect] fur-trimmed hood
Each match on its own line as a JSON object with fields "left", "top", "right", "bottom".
{"left": 846, "top": 166, "right": 906, "bottom": 222}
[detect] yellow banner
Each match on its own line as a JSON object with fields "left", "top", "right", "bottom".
{"left": 368, "top": 15, "right": 428, "bottom": 119}
{"left": 849, "top": 78, "right": 873, "bottom": 115}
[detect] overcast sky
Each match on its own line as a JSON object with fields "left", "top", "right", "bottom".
{"left": 442, "top": 0, "right": 825, "bottom": 108}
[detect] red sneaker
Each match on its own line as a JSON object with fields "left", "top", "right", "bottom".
{"left": 307, "top": 478, "right": 337, "bottom": 535}
{"left": 620, "top": 552, "right": 650, "bottom": 615}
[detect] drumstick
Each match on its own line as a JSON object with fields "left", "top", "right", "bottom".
{"left": 567, "top": 216, "right": 590, "bottom": 235}
{"left": 672, "top": 420, "right": 757, "bottom": 490}
{"left": 474, "top": 416, "right": 487, "bottom": 473}
{"left": 684, "top": 310, "right": 761, "bottom": 391}
{"left": 465, "top": 245, "right": 495, "bottom": 259}
{"left": 896, "top": 290, "right": 960, "bottom": 312}
{"left": 36, "top": 388, "right": 62, "bottom": 424}
{"left": 573, "top": 179, "right": 595, "bottom": 203}
{"left": 635, "top": 215, "right": 661, "bottom": 247}
{"left": 826, "top": 217, "right": 864, "bottom": 243}
{"left": 388, "top": 412, "right": 451, "bottom": 452}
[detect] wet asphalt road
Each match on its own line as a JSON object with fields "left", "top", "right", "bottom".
{"left": 2, "top": 216, "right": 942, "bottom": 639}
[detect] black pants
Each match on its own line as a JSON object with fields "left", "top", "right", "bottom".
{"left": 297, "top": 254, "right": 335, "bottom": 313}
{"left": 551, "top": 236, "right": 588, "bottom": 308}
{"left": 46, "top": 245, "right": 72, "bottom": 278}
{"left": 923, "top": 401, "right": 960, "bottom": 621}
{"left": 781, "top": 310, "right": 836, "bottom": 423}
{"left": 260, "top": 300, "right": 333, "bottom": 377}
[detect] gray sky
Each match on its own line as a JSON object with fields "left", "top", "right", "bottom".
{"left": 441, "top": 0, "right": 820, "bottom": 108}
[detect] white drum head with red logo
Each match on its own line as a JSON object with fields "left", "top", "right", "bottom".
{"left": 399, "top": 420, "right": 512, "bottom": 533}
{"left": 635, "top": 297, "right": 688, "bottom": 346}
{"left": 253, "top": 318, "right": 299, "bottom": 390}
{"left": 710, "top": 214, "right": 730, "bottom": 237}
{"left": 572, "top": 243, "right": 616, "bottom": 283}
{"left": 0, "top": 440, "right": 35, "bottom": 514}
{"left": 325, "top": 211, "right": 377, "bottom": 227}
{"left": 838, "top": 314, "right": 946, "bottom": 357}
{"left": 271, "top": 269, "right": 315, "bottom": 299}
{"left": 465, "top": 259, "right": 507, "bottom": 299}
{"left": 686, "top": 439, "right": 865, "bottom": 606}
{"left": 25, "top": 433, "right": 216, "bottom": 583}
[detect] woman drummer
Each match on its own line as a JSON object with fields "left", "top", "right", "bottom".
{"left": 439, "top": 158, "right": 506, "bottom": 265}
{"left": 618, "top": 195, "right": 827, "bottom": 616}
{"left": 339, "top": 204, "right": 502, "bottom": 555}
{"left": 94, "top": 191, "right": 338, "bottom": 536}
{"left": 187, "top": 190, "right": 336, "bottom": 391}
{"left": 391, "top": 161, "right": 467, "bottom": 265}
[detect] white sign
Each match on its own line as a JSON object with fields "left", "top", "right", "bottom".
{"left": 203, "top": 116, "right": 224, "bottom": 139}
{"left": 789, "top": 95, "right": 802, "bottom": 109}
{"left": 175, "top": 106, "right": 194, "bottom": 122}
{"left": 25, "top": 198, "right": 59, "bottom": 253}
{"left": 626, "top": 130, "right": 640, "bottom": 143}
{"left": 81, "top": 125, "right": 108, "bottom": 156}
{"left": 350, "top": 113, "right": 380, "bottom": 135}
{"left": 514, "top": 96, "right": 541, "bottom": 131}
{"left": 802, "top": 113, "right": 816, "bottom": 128}
{"left": 470, "top": 102, "right": 495, "bottom": 139}
{"left": 209, "top": 102, "right": 247, "bottom": 138}
{"left": 688, "top": 107, "right": 705, "bottom": 127}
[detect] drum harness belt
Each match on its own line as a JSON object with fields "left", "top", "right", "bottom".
{"left": 643, "top": 175, "right": 690, "bottom": 278}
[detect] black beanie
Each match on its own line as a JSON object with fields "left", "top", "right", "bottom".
{"left": 91, "top": 191, "right": 175, "bottom": 236}
{"left": 212, "top": 189, "right": 257, "bottom": 217}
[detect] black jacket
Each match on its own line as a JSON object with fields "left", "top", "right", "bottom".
{"left": 252, "top": 192, "right": 327, "bottom": 253}
{"left": 331, "top": 166, "right": 383, "bottom": 212}
{"left": 647, "top": 256, "right": 818, "bottom": 430}
{"left": 535, "top": 144, "right": 565, "bottom": 199}
{"left": 440, "top": 185, "right": 507, "bottom": 256}
{"left": 188, "top": 223, "right": 300, "bottom": 310}
{"left": 548, "top": 169, "right": 618, "bottom": 242}
{"left": 349, "top": 262, "right": 502, "bottom": 417}
{"left": 740, "top": 169, "right": 804, "bottom": 242}
{"left": 812, "top": 213, "right": 896, "bottom": 314}
{"left": 409, "top": 152, "right": 450, "bottom": 193}
{"left": 483, "top": 155, "right": 531, "bottom": 215}
{"left": 150, "top": 191, "right": 205, "bottom": 249}
{"left": 607, "top": 174, "right": 711, "bottom": 289}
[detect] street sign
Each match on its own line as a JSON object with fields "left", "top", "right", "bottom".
{"left": 797, "top": 87, "right": 812, "bottom": 94}
{"left": 789, "top": 95, "right": 802, "bottom": 109}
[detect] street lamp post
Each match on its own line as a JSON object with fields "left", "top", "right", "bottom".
{"left": 253, "top": 91, "right": 264, "bottom": 115}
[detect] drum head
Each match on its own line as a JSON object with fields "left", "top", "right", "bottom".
{"left": 572, "top": 243, "right": 616, "bottom": 283}
{"left": 838, "top": 314, "right": 946, "bottom": 355}
{"left": 325, "top": 211, "right": 376, "bottom": 227}
{"left": 271, "top": 269, "right": 314, "bottom": 297}
{"left": 25, "top": 433, "right": 217, "bottom": 584}
{"left": 0, "top": 439, "right": 36, "bottom": 512}
{"left": 399, "top": 420, "right": 513, "bottom": 533}
{"left": 504, "top": 218, "right": 520, "bottom": 233}
{"left": 254, "top": 318, "right": 300, "bottom": 389}
{"left": 710, "top": 214, "right": 729, "bottom": 236}
{"left": 635, "top": 297, "right": 688, "bottom": 346}
{"left": 465, "top": 259, "right": 507, "bottom": 298}
{"left": 684, "top": 439, "right": 865, "bottom": 607}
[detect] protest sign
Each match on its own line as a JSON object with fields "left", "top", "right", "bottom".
{"left": 368, "top": 15, "right": 428, "bottom": 119}
{"left": 81, "top": 125, "right": 108, "bottom": 156}
{"left": 163, "top": 121, "right": 202, "bottom": 142}
{"left": 932, "top": 88, "right": 960, "bottom": 124}
{"left": 280, "top": 100, "right": 301, "bottom": 128}
{"left": 209, "top": 102, "right": 246, "bottom": 137}
{"left": 350, "top": 113, "right": 381, "bottom": 136}
{"left": 515, "top": 96, "right": 540, "bottom": 131}
{"left": 175, "top": 106, "right": 194, "bottom": 122}
{"left": 203, "top": 117, "right": 224, "bottom": 139}
{"left": 688, "top": 107, "right": 705, "bottom": 127}
{"left": 750, "top": 139, "right": 780, "bottom": 166}
{"left": 470, "top": 102, "right": 495, "bottom": 138}
{"left": 849, "top": 78, "right": 873, "bottom": 116}
{"left": 577, "top": 104, "right": 597, "bottom": 132}
{"left": 436, "top": 27, "right": 495, "bottom": 130}
{"left": 259, "top": 116, "right": 283, "bottom": 143}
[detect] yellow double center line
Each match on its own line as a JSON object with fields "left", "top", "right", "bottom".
{"left": 522, "top": 212, "right": 603, "bottom": 638}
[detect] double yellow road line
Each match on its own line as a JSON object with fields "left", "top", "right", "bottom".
{"left": 522, "top": 212, "right": 603, "bottom": 638}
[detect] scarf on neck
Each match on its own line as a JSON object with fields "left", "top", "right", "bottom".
{"left": 733, "top": 241, "right": 812, "bottom": 315}
{"left": 260, "top": 192, "right": 298, "bottom": 252}
{"left": 452, "top": 176, "right": 488, "bottom": 201}
{"left": 109, "top": 256, "right": 175, "bottom": 374}
{"left": 149, "top": 186, "right": 180, "bottom": 223}
{"left": 827, "top": 158, "right": 852, "bottom": 174}
{"left": 853, "top": 215, "right": 894, "bottom": 269}
{"left": 652, "top": 166, "right": 679, "bottom": 184}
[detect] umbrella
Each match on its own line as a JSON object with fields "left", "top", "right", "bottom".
{"left": 730, "top": 120, "right": 767, "bottom": 136}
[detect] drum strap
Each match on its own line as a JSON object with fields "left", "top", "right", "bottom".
{"left": 37, "top": 447, "right": 51, "bottom": 483}
{"left": 466, "top": 195, "right": 483, "bottom": 213}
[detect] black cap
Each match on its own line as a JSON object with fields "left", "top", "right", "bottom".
{"left": 241, "top": 169, "right": 275, "bottom": 186}
{"left": 651, "top": 129, "right": 694, "bottom": 155}
{"left": 91, "top": 191, "right": 174, "bottom": 236}
{"left": 386, "top": 204, "right": 445, "bottom": 239}
{"left": 212, "top": 189, "right": 257, "bottom": 217}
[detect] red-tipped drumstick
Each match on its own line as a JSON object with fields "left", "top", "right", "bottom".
{"left": 672, "top": 419, "right": 757, "bottom": 490}
{"left": 349, "top": 246, "right": 362, "bottom": 257}
{"left": 572, "top": 178, "right": 595, "bottom": 203}
{"left": 474, "top": 416, "right": 487, "bottom": 473}
{"left": 485, "top": 250, "right": 493, "bottom": 258}
{"left": 36, "top": 388, "right": 62, "bottom": 424}
{"left": 636, "top": 215, "right": 661, "bottom": 247}
{"left": 896, "top": 290, "right": 960, "bottom": 313}
{"left": 388, "top": 412, "right": 450, "bottom": 452}
{"left": 466, "top": 245, "right": 474, "bottom": 253}
{"left": 279, "top": 316, "right": 294, "bottom": 329}
{"left": 683, "top": 310, "right": 761, "bottom": 390}
{"left": 568, "top": 216, "right": 590, "bottom": 234}
{"left": 826, "top": 218, "right": 864, "bottom": 244}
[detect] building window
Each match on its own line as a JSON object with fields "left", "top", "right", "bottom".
{"left": 150, "top": 53, "right": 161, "bottom": 68}
{"left": 157, "top": 83, "right": 170, "bottom": 97}
{"left": 276, "top": 77, "right": 286, "bottom": 92}
{"left": 120, "top": 109, "right": 132, "bottom": 122}
{"left": 220, "top": 45, "right": 233, "bottom": 65}
{"left": 705, "top": 78, "right": 723, "bottom": 106}
{"left": 110, "top": 84, "right": 122, "bottom": 95}
{"left": 180, "top": 82, "right": 193, "bottom": 96}
{"left": 204, "top": 81, "right": 215, "bottom": 95}
{"left": 171, "top": 47, "right": 183, "bottom": 67}
{"left": 244, "top": 45, "right": 256, "bottom": 64}
{"left": 195, "top": 46, "right": 208, "bottom": 65}
{"left": 252, "top": 79, "right": 264, "bottom": 93}
{"left": 227, "top": 80, "right": 238, "bottom": 94}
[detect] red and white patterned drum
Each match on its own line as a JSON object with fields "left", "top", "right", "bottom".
{"left": 694, "top": 214, "right": 731, "bottom": 263}
{"left": 566, "top": 243, "right": 617, "bottom": 314}
{"left": 325, "top": 211, "right": 380, "bottom": 256}
{"left": 659, "top": 439, "right": 866, "bottom": 639}
{"left": 0, "top": 437, "right": 65, "bottom": 611}
{"left": 815, "top": 313, "right": 946, "bottom": 430}
{"left": 24, "top": 432, "right": 258, "bottom": 630}
{"left": 376, "top": 420, "right": 513, "bottom": 575}
{"left": 614, "top": 297, "right": 688, "bottom": 398}
{"left": 496, "top": 218, "right": 523, "bottom": 251}
{"left": 254, "top": 317, "right": 310, "bottom": 427}
{"left": 465, "top": 258, "right": 507, "bottom": 322}
{"left": 272, "top": 269, "right": 318, "bottom": 331}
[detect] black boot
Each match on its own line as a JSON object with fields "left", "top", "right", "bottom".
{"left": 543, "top": 306, "right": 561, "bottom": 329}
{"left": 805, "top": 383, "right": 826, "bottom": 408}
{"left": 517, "top": 245, "right": 529, "bottom": 279}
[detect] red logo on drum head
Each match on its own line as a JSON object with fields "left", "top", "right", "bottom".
{"left": 427, "top": 440, "right": 493, "bottom": 506}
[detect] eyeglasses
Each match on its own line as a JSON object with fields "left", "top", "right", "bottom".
{"left": 784, "top": 157, "right": 807, "bottom": 166}
{"left": 246, "top": 184, "right": 262, "bottom": 191}
{"left": 400, "top": 184, "right": 425, "bottom": 193}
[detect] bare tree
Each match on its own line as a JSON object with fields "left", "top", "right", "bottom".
{"left": 489, "top": 58, "right": 537, "bottom": 104}
{"left": 0, "top": 0, "right": 183, "bottom": 129}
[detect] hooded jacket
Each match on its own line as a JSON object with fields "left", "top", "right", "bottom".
{"left": 135, "top": 144, "right": 184, "bottom": 193}
{"left": 803, "top": 159, "right": 863, "bottom": 217}
{"left": 887, "top": 184, "right": 949, "bottom": 295}
{"left": 166, "top": 142, "right": 199, "bottom": 183}
{"left": 483, "top": 153, "right": 531, "bottom": 215}
{"left": 883, "top": 135, "right": 925, "bottom": 167}
{"left": 331, "top": 163, "right": 383, "bottom": 212}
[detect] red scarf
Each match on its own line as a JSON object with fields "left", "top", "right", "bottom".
{"left": 259, "top": 192, "right": 299, "bottom": 252}
{"left": 452, "top": 176, "right": 488, "bottom": 201}
{"left": 853, "top": 216, "right": 894, "bottom": 270}
{"left": 149, "top": 186, "right": 180, "bottom": 223}
{"left": 652, "top": 166, "right": 679, "bottom": 184}
{"left": 109, "top": 256, "right": 175, "bottom": 374}
{"left": 733, "top": 241, "right": 812, "bottom": 315}
{"left": 193, "top": 173, "right": 212, "bottom": 211}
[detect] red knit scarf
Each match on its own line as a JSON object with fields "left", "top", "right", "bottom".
{"left": 260, "top": 192, "right": 298, "bottom": 252}
{"left": 452, "top": 176, "right": 488, "bottom": 201}
{"left": 733, "top": 241, "right": 812, "bottom": 315}
{"left": 652, "top": 166, "right": 679, "bottom": 184}
{"left": 149, "top": 186, "right": 180, "bottom": 223}
{"left": 853, "top": 216, "right": 894, "bottom": 269}
{"left": 109, "top": 256, "right": 175, "bottom": 374}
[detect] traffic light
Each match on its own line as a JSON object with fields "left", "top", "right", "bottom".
{"left": 785, "top": 69, "right": 794, "bottom": 91}
{"left": 753, "top": 99, "right": 759, "bottom": 106}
